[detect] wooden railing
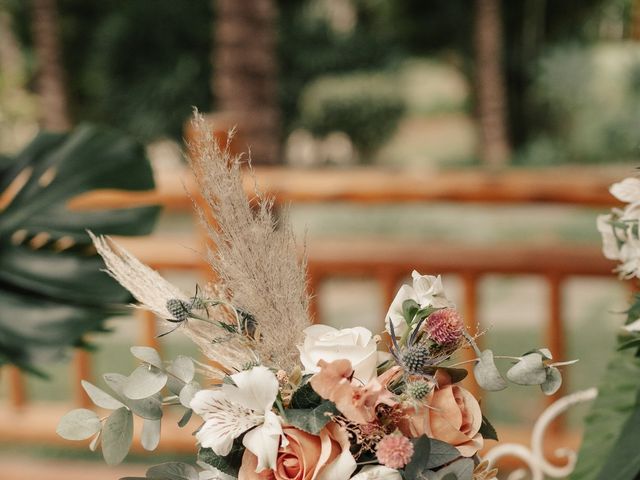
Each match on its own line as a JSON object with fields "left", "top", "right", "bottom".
{"left": 0, "top": 165, "right": 625, "bottom": 455}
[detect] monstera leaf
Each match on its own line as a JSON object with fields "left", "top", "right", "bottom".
{"left": 0, "top": 124, "right": 160, "bottom": 373}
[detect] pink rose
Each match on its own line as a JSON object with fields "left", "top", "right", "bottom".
{"left": 238, "top": 423, "right": 356, "bottom": 480}
{"left": 399, "top": 372, "right": 483, "bottom": 457}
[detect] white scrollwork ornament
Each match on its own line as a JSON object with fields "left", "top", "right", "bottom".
{"left": 483, "top": 388, "right": 598, "bottom": 480}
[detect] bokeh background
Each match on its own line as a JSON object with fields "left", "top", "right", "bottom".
{"left": 1, "top": 0, "right": 639, "bottom": 478}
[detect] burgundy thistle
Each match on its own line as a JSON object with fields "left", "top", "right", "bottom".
{"left": 376, "top": 434, "right": 415, "bottom": 469}
{"left": 425, "top": 308, "right": 464, "bottom": 345}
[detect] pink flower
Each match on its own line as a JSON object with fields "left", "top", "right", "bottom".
{"left": 376, "top": 434, "right": 414, "bottom": 469}
{"left": 425, "top": 308, "right": 463, "bottom": 346}
{"left": 310, "top": 359, "right": 401, "bottom": 425}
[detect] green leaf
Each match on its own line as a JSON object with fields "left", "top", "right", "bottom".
{"left": 473, "top": 350, "right": 507, "bottom": 391}
{"left": 540, "top": 366, "right": 562, "bottom": 396}
{"left": 617, "top": 337, "right": 640, "bottom": 351}
{"left": 285, "top": 401, "right": 338, "bottom": 434}
{"left": 0, "top": 126, "right": 159, "bottom": 372}
{"left": 506, "top": 353, "right": 547, "bottom": 386}
{"left": 102, "top": 407, "right": 133, "bottom": 465}
{"left": 290, "top": 380, "right": 323, "bottom": 409}
{"left": 104, "top": 373, "right": 163, "bottom": 420}
{"left": 131, "top": 346, "right": 163, "bottom": 369}
{"left": 198, "top": 442, "right": 244, "bottom": 477}
{"left": 425, "top": 438, "right": 460, "bottom": 470}
{"left": 571, "top": 348, "right": 640, "bottom": 480}
{"left": 402, "top": 299, "right": 420, "bottom": 324}
{"left": 167, "top": 356, "right": 195, "bottom": 383}
{"left": 146, "top": 462, "right": 198, "bottom": 480}
{"left": 81, "top": 380, "right": 125, "bottom": 410}
{"left": 431, "top": 457, "right": 474, "bottom": 479}
{"left": 123, "top": 365, "right": 168, "bottom": 400}
{"left": 179, "top": 382, "right": 200, "bottom": 408}
{"left": 56, "top": 408, "right": 102, "bottom": 440}
{"left": 141, "top": 418, "right": 161, "bottom": 451}
{"left": 404, "top": 436, "right": 431, "bottom": 478}
{"left": 479, "top": 415, "right": 499, "bottom": 441}
{"left": 595, "top": 398, "right": 640, "bottom": 480}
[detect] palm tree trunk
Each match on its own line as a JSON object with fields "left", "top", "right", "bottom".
{"left": 31, "top": 0, "right": 71, "bottom": 131}
{"left": 213, "top": 0, "right": 280, "bottom": 164}
{"left": 474, "top": 0, "right": 511, "bottom": 168}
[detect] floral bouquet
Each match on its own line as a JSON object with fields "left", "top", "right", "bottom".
{"left": 57, "top": 117, "right": 573, "bottom": 480}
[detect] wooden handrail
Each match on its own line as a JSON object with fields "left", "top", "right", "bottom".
{"left": 67, "top": 165, "right": 628, "bottom": 211}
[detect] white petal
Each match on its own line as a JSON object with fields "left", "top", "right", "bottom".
{"left": 242, "top": 411, "right": 282, "bottom": 472}
{"left": 191, "top": 390, "right": 262, "bottom": 455}
{"left": 611, "top": 178, "right": 640, "bottom": 203}
{"left": 223, "top": 366, "right": 279, "bottom": 412}
{"left": 385, "top": 284, "right": 417, "bottom": 337}
{"left": 624, "top": 318, "right": 640, "bottom": 333}
{"left": 597, "top": 214, "right": 621, "bottom": 260}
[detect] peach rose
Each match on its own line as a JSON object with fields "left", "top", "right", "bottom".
{"left": 310, "top": 359, "right": 401, "bottom": 425}
{"left": 238, "top": 423, "right": 356, "bottom": 480}
{"left": 399, "top": 372, "right": 483, "bottom": 457}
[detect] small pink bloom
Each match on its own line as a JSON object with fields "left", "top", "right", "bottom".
{"left": 376, "top": 434, "right": 414, "bottom": 469}
{"left": 425, "top": 308, "right": 463, "bottom": 345}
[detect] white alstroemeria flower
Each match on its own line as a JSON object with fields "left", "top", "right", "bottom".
{"left": 299, "top": 325, "right": 382, "bottom": 383}
{"left": 191, "top": 366, "right": 283, "bottom": 472}
{"left": 350, "top": 465, "right": 402, "bottom": 479}
{"left": 411, "top": 270, "right": 451, "bottom": 309}
{"left": 385, "top": 271, "right": 452, "bottom": 337}
{"left": 89, "top": 232, "right": 190, "bottom": 320}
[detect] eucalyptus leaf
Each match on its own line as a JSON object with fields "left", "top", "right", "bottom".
{"left": 141, "top": 418, "right": 161, "bottom": 451}
{"left": 285, "top": 401, "right": 338, "bottom": 434}
{"left": 541, "top": 366, "right": 562, "bottom": 396}
{"left": 179, "top": 382, "right": 201, "bottom": 408}
{"left": 104, "top": 373, "right": 163, "bottom": 420}
{"left": 473, "top": 349, "right": 507, "bottom": 391}
{"left": 402, "top": 299, "right": 420, "bottom": 324}
{"left": 82, "top": 380, "right": 125, "bottom": 410}
{"left": 123, "top": 365, "right": 168, "bottom": 400}
{"left": 146, "top": 462, "right": 199, "bottom": 480}
{"left": 131, "top": 346, "right": 163, "bottom": 369}
{"left": 168, "top": 356, "right": 195, "bottom": 383}
{"left": 0, "top": 126, "right": 159, "bottom": 372}
{"left": 102, "top": 407, "right": 134, "bottom": 465}
{"left": 404, "top": 436, "right": 431, "bottom": 478}
{"left": 178, "top": 409, "right": 193, "bottom": 428}
{"left": 56, "top": 408, "right": 102, "bottom": 440}
{"left": 424, "top": 438, "right": 460, "bottom": 469}
{"left": 506, "top": 353, "right": 547, "bottom": 386}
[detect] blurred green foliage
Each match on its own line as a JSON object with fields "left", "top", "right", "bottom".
{"left": 518, "top": 44, "right": 640, "bottom": 165}
{"left": 6, "top": 0, "right": 633, "bottom": 163}
{"left": 298, "top": 73, "right": 405, "bottom": 157}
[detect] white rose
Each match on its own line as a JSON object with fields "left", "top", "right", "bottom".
{"left": 298, "top": 325, "right": 380, "bottom": 383}
{"left": 350, "top": 466, "right": 402, "bottom": 479}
